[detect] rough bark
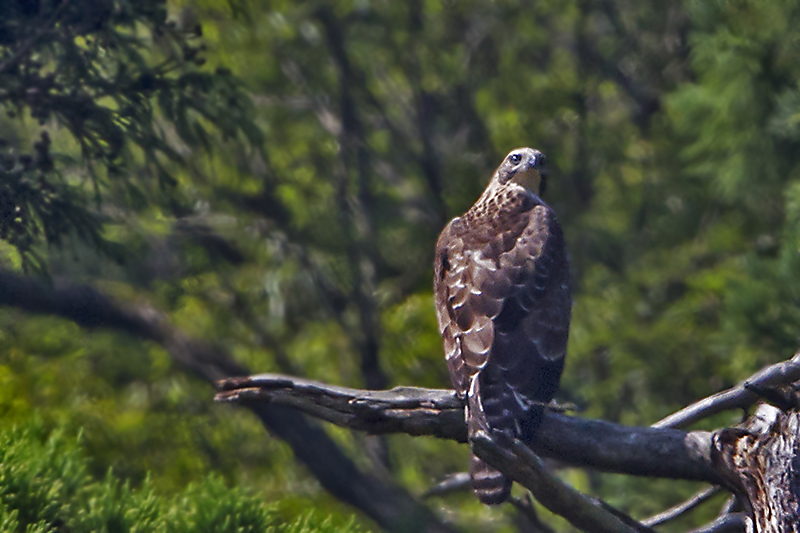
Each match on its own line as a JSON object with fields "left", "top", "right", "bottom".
{"left": 712, "top": 404, "right": 800, "bottom": 533}
{"left": 216, "top": 373, "right": 720, "bottom": 483}
{"left": 470, "top": 432, "right": 653, "bottom": 533}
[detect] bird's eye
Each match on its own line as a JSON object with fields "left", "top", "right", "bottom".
{"left": 509, "top": 153, "right": 522, "bottom": 165}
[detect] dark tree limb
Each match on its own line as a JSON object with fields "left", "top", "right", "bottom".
{"left": 471, "top": 432, "right": 651, "bottom": 533}
{"left": 0, "top": 268, "right": 454, "bottom": 533}
{"left": 215, "top": 373, "right": 722, "bottom": 484}
{"left": 717, "top": 494, "right": 742, "bottom": 517}
{"left": 8, "top": 265, "right": 799, "bottom": 532}
{"left": 216, "top": 361, "right": 800, "bottom": 532}
{"left": 653, "top": 352, "right": 800, "bottom": 429}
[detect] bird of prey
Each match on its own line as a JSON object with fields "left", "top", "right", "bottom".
{"left": 433, "top": 147, "right": 571, "bottom": 505}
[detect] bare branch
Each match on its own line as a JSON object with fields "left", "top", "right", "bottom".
{"left": 688, "top": 513, "right": 747, "bottom": 533}
{"left": 216, "top": 373, "right": 723, "bottom": 484}
{"left": 642, "top": 486, "right": 722, "bottom": 527}
{"left": 471, "top": 432, "right": 650, "bottom": 533}
{"left": 216, "top": 375, "right": 466, "bottom": 441}
{"left": 654, "top": 351, "right": 800, "bottom": 429}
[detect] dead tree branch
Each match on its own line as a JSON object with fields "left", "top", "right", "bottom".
{"left": 471, "top": 432, "right": 651, "bottom": 533}
{"left": 216, "top": 357, "right": 800, "bottom": 532}
{"left": 215, "top": 373, "right": 721, "bottom": 484}
{"left": 654, "top": 352, "right": 800, "bottom": 429}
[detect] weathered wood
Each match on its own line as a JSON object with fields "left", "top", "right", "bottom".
{"left": 713, "top": 404, "right": 800, "bottom": 533}
{"left": 471, "top": 432, "right": 652, "bottom": 533}
{"left": 218, "top": 376, "right": 656, "bottom": 532}
{"left": 216, "top": 374, "right": 720, "bottom": 483}
{"left": 654, "top": 353, "right": 800, "bottom": 429}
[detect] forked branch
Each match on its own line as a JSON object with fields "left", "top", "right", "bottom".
{"left": 654, "top": 352, "right": 800, "bottom": 429}
{"left": 470, "top": 432, "right": 652, "bottom": 533}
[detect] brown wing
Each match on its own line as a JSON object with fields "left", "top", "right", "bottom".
{"left": 435, "top": 213, "right": 515, "bottom": 505}
{"left": 434, "top": 196, "right": 571, "bottom": 439}
{"left": 479, "top": 203, "right": 570, "bottom": 441}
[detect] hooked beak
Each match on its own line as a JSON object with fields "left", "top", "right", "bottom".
{"left": 533, "top": 154, "right": 547, "bottom": 197}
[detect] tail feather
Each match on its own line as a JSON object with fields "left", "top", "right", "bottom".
{"left": 470, "top": 453, "right": 511, "bottom": 505}
{"left": 467, "top": 376, "right": 512, "bottom": 504}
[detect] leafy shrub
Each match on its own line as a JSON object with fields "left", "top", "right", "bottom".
{"left": 0, "top": 420, "right": 360, "bottom": 533}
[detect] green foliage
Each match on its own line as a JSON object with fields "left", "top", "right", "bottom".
{"left": 0, "top": 0, "right": 261, "bottom": 271}
{"left": 0, "top": 422, "right": 86, "bottom": 530}
{"left": 0, "top": 419, "right": 361, "bottom": 533}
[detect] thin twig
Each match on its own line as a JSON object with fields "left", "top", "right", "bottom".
{"left": 642, "top": 485, "right": 722, "bottom": 527}
{"left": 653, "top": 351, "right": 800, "bottom": 429}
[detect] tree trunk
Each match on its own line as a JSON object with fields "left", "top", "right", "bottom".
{"left": 713, "top": 404, "right": 800, "bottom": 533}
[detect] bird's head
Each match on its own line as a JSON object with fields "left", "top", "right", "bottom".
{"left": 494, "top": 147, "right": 547, "bottom": 196}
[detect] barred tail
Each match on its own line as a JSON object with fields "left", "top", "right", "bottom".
{"left": 469, "top": 453, "right": 511, "bottom": 505}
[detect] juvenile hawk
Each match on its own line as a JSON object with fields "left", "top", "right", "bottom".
{"left": 434, "top": 148, "right": 571, "bottom": 505}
